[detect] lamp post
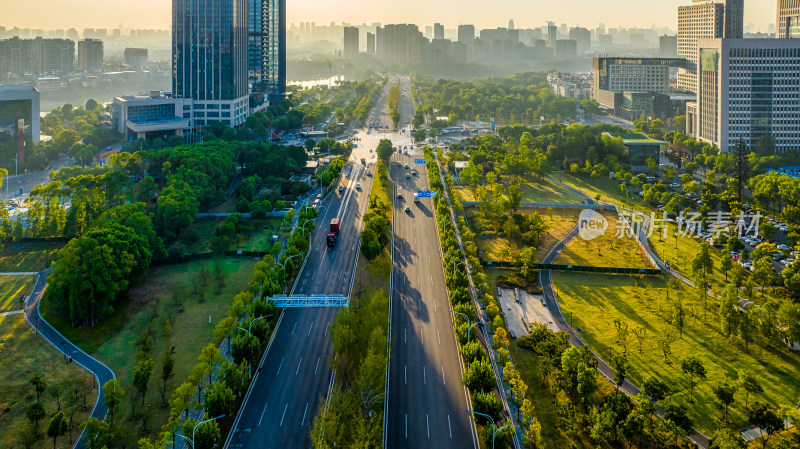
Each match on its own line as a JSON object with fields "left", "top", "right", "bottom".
{"left": 443, "top": 252, "right": 464, "bottom": 275}
{"left": 175, "top": 414, "right": 225, "bottom": 449}
{"left": 281, "top": 253, "right": 304, "bottom": 294}
{"left": 236, "top": 314, "right": 273, "bottom": 339}
{"left": 300, "top": 219, "right": 315, "bottom": 236}
{"left": 463, "top": 409, "right": 511, "bottom": 449}
{"left": 451, "top": 309, "right": 471, "bottom": 342}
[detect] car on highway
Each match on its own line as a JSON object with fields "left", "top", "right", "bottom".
{"left": 355, "top": 183, "right": 361, "bottom": 190}
{"left": 338, "top": 186, "right": 345, "bottom": 194}
{"left": 405, "top": 206, "right": 411, "bottom": 213}
{"left": 404, "top": 164, "right": 409, "bottom": 169}
{"left": 406, "top": 173, "right": 410, "bottom": 179}
{"left": 397, "top": 193, "right": 403, "bottom": 199}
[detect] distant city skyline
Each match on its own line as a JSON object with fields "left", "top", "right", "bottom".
{"left": 2, "top": 0, "right": 774, "bottom": 33}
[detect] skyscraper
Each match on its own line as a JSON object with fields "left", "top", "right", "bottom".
{"left": 568, "top": 27, "right": 591, "bottom": 53}
{"left": 659, "top": 35, "right": 678, "bottom": 57}
{"left": 458, "top": 25, "right": 475, "bottom": 44}
{"left": 78, "top": 38, "right": 103, "bottom": 71}
{"left": 248, "top": 0, "right": 286, "bottom": 103}
{"left": 777, "top": 0, "right": 800, "bottom": 38}
{"left": 546, "top": 22, "right": 557, "bottom": 48}
{"left": 366, "top": 32, "right": 376, "bottom": 54}
{"left": 677, "top": 0, "right": 743, "bottom": 92}
{"left": 434, "top": 23, "right": 444, "bottom": 40}
{"left": 343, "top": 26, "right": 359, "bottom": 59}
{"left": 173, "top": 0, "right": 249, "bottom": 127}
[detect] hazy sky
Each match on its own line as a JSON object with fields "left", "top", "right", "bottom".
{"left": 2, "top": 0, "right": 774, "bottom": 32}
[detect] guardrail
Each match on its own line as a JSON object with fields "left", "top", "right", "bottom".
{"left": 481, "top": 261, "right": 661, "bottom": 275}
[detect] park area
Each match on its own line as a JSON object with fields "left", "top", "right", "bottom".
{"left": 555, "top": 211, "right": 651, "bottom": 269}
{"left": 551, "top": 172, "right": 656, "bottom": 213}
{"left": 41, "top": 257, "right": 259, "bottom": 443}
{"left": 552, "top": 271, "right": 800, "bottom": 433}
{"left": 175, "top": 217, "right": 283, "bottom": 255}
{"left": 0, "top": 275, "right": 37, "bottom": 312}
{"left": 468, "top": 207, "right": 579, "bottom": 264}
{"left": 0, "top": 313, "right": 95, "bottom": 448}
{"left": 0, "top": 242, "right": 63, "bottom": 273}
{"left": 455, "top": 176, "right": 583, "bottom": 205}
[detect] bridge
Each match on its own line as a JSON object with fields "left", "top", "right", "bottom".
{"left": 269, "top": 295, "right": 349, "bottom": 308}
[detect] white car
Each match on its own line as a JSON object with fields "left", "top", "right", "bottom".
{"left": 778, "top": 244, "right": 792, "bottom": 251}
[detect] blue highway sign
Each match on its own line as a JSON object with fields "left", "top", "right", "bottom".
{"left": 414, "top": 159, "right": 426, "bottom": 165}
{"left": 417, "top": 191, "right": 436, "bottom": 198}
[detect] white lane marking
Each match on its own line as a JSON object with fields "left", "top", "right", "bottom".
{"left": 291, "top": 322, "right": 297, "bottom": 335}
{"left": 423, "top": 366, "right": 427, "bottom": 384}
{"left": 405, "top": 414, "right": 408, "bottom": 438}
{"left": 296, "top": 357, "right": 303, "bottom": 375}
{"left": 448, "top": 415, "right": 453, "bottom": 439}
{"left": 437, "top": 329, "right": 441, "bottom": 345}
{"left": 404, "top": 328, "right": 407, "bottom": 344}
{"left": 442, "top": 366, "right": 446, "bottom": 385}
{"left": 280, "top": 403, "right": 288, "bottom": 427}
{"left": 426, "top": 414, "right": 430, "bottom": 439}
{"left": 301, "top": 402, "right": 309, "bottom": 426}
{"left": 258, "top": 403, "right": 268, "bottom": 427}
{"left": 314, "top": 357, "right": 320, "bottom": 375}
{"left": 308, "top": 321, "right": 314, "bottom": 336}
{"left": 434, "top": 300, "right": 437, "bottom": 312}
{"left": 277, "top": 357, "right": 284, "bottom": 375}
{"left": 404, "top": 365, "right": 407, "bottom": 385}
{"left": 421, "top": 330, "right": 424, "bottom": 345}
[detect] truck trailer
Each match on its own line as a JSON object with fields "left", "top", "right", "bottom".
{"left": 327, "top": 218, "right": 341, "bottom": 247}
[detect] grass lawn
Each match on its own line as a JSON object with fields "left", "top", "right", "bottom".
{"left": 556, "top": 212, "right": 650, "bottom": 269}
{"left": 177, "top": 217, "right": 283, "bottom": 254}
{"left": 455, "top": 177, "right": 582, "bottom": 205}
{"left": 509, "top": 340, "right": 618, "bottom": 449}
{"left": 0, "top": 275, "right": 37, "bottom": 312}
{"left": 0, "top": 314, "right": 95, "bottom": 449}
{"left": 551, "top": 172, "right": 656, "bottom": 213}
{"left": 648, "top": 222, "right": 741, "bottom": 291}
{"left": 88, "top": 258, "right": 258, "bottom": 443}
{"left": 467, "top": 207, "right": 579, "bottom": 263}
{"left": 552, "top": 271, "right": 800, "bottom": 434}
{"left": 0, "top": 242, "right": 64, "bottom": 272}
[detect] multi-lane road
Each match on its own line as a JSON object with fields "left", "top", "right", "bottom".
{"left": 386, "top": 151, "right": 477, "bottom": 449}
{"left": 225, "top": 162, "right": 374, "bottom": 449}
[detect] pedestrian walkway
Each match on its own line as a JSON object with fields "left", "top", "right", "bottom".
{"left": 0, "top": 309, "right": 24, "bottom": 317}
{"left": 24, "top": 269, "right": 116, "bottom": 449}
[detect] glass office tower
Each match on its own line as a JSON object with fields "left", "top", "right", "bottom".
{"left": 248, "top": 0, "right": 285, "bottom": 103}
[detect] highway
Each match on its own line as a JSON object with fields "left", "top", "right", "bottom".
{"left": 386, "top": 151, "right": 477, "bottom": 449}
{"left": 225, "top": 161, "right": 374, "bottom": 449}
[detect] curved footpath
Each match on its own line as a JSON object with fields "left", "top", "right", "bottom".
{"left": 24, "top": 269, "right": 115, "bottom": 449}
{"left": 540, "top": 177, "right": 710, "bottom": 448}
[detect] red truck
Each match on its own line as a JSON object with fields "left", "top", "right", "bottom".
{"left": 327, "top": 218, "right": 340, "bottom": 247}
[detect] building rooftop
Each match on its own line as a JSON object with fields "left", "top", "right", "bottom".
{"left": 608, "top": 132, "right": 665, "bottom": 145}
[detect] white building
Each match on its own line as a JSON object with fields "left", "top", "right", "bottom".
{"left": 0, "top": 85, "right": 40, "bottom": 142}
{"left": 686, "top": 38, "right": 800, "bottom": 153}
{"left": 112, "top": 92, "right": 190, "bottom": 141}
{"left": 677, "top": 0, "right": 743, "bottom": 92}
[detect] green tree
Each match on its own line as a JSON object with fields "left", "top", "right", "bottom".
{"left": 30, "top": 373, "right": 47, "bottom": 402}
{"left": 710, "top": 428, "right": 747, "bottom": 449}
{"left": 719, "top": 286, "right": 740, "bottom": 338}
{"left": 681, "top": 356, "right": 707, "bottom": 403}
{"left": 160, "top": 346, "right": 176, "bottom": 405}
{"left": 461, "top": 358, "right": 495, "bottom": 393}
{"left": 26, "top": 401, "right": 45, "bottom": 427}
{"left": 712, "top": 380, "right": 736, "bottom": 424}
{"left": 642, "top": 376, "right": 670, "bottom": 404}
{"left": 737, "top": 370, "right": 762, "bottom": 409}
{"left": 506, "top": 184, "right": 522, "bottom": 214}
{"left": 611, "top": 354, "right": 629, "bottom": 391}
{"left": 133, "top": 357, "right": 154, "bottom": 408}
{"left": 376, "top": 139, "right": 394, "bottom": 163}
{"left": 672, "top": 299, "right": 686, "bottom": 339}
{"left": 749, "top": 403, "right": 785, "bottom": 449}
{"left": 47, "top": 410, "right": 68, "bottom": 449}
{"left": 103, "top": 379, "right": 124, "bottom": 425}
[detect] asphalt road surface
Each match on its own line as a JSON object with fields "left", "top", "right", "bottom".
{"left": 25, "top": 270, "right": 115, "bottom": 449}
{"left": 225, "top": 162, "right": 374, "bottom": 449}
{"left": 386, "top": 151, "right": 477, "bottom": 449}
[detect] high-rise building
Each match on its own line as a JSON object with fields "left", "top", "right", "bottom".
{"left": 434, "top": 23, "right": 444, "bottom": 40}
{"left": 677, "top": 0, "right": 743, "bottom": 92}
{"left": 568, "top": 27, "right": 591, "bottom": 53}
{"left": 376, "top": 24, "right": 426, "bottom": 65}
{"left": 546, "top": 22, "right": 557, "bottom": 48}
{"left": 555, "top": 39, "right": 577, "bottom": 58}
{"left": 777, "top": 0, "right": 800, "bottom": 38}
{"left": 78, "top": 38, "right": 103, "bottom": 71}
{"left": 124, "top": 48, "right": 148, "bottom": 68}
{"left": 173, "top": 0, "right": 249, "bottom": 128}
{"left": 458, "top": 24, "right": 475, "bottom": 44}
{"left": 248, "top": 0, "right": 286, "bottom": 104}
{"left": 0, "top": 86, "right": 40, "bottom": 144}
{"left": 687, "top": 38, "right": 800, "bottom": 153}
{"left": 366, "top": 32, "right": 376, "bottom": 54}
{"left": 33, "top": 38, "right": 74, "bottom": 74}
{"left": 593, "top": 57, "right": 687, "bottom": 119}
{"left": 659, "top": 35, "right": 678, "bottom": 57}
{"left": 343, "top": 26, "right": 359, "bottom": 59}
{"left": 508, "top": 19, "right": 515, "bottom": 30}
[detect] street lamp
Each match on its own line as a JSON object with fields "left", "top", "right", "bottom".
{"left": 282, "top": 253, "right": 304, "bottom": 272}
{"left": 464, "top": 409, "right": 511, "bottom": 449}
{"left": 236, "top": 314, "right": 273, "bottom": 338}
{"left": 451, "top": 309, "right": 471, "bottom": 342}
{"left": 175, "top": 414, "right": 225, "bottom": 449}
{"left": 443, "top": 253, "right": 464, "bottom": 275}
{"left": 300, "top": 219, "right": 315, "bottom": 236}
